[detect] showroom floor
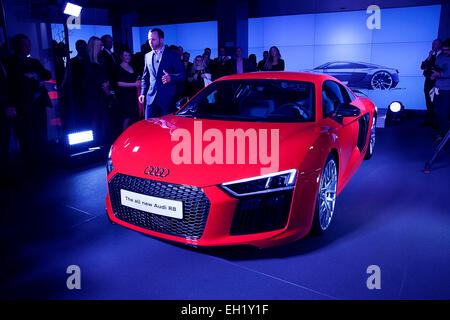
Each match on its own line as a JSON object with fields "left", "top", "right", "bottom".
{"left": 1, "top": 115, "right": 449, "bottom": 300}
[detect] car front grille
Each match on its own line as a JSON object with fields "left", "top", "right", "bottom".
{"left": 108, "top": 174, "right": 211, "bottom": 240}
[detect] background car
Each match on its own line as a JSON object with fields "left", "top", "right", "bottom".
{"left": 106, "top": 72, "right": 377, "bottom": 248}
{"left": 307, "top": 61, "right": 399, "bottom": 90}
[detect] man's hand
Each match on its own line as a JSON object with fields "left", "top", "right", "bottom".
{"left": 138, "top": 95, "right": 146, "bottom": 104}
{"left": 162, "top": 70, "right": 171, "bottom": 84}
{"left": 430, "top": 70, "right": 441, "bottom": 80}
{"left": 5, "top": 107, "right": 17, "bottom": 119}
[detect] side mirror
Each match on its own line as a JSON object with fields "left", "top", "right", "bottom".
{"left": 334, "top": 103, "right": 361, "bottom": 118}
{"left": 176, "top": 97, "right": 189, "bottom": 110}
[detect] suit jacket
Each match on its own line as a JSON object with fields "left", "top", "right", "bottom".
{"left": 421, "top": 53, "right": 441, "bottom": 88}
{"left": 141, "top": 48, "right": 186, "bottom": 111}
{"left": 229, "top": 58, "right": 256, "bottom": 75}
{"left": 211, "top": 56, "right": 230, "bottom": 80}
{"left": 5, "top": 55, "right": 51, "bottom": 111}
{"left": 99, "top": 49, "right": 118, "bottom": 86}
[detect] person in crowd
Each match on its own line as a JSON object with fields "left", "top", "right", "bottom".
{"left": 187, "top": 55, "right": 211, "bottom": 97}
{"left": 249, "top": 54, "right": 257, "bottom": 70}
{"left": 229, "top": 47, "right": 256, "bottom": 74}
{"left": 168, "top": 45, "right": 179, "bottom": 52}
{"left": 202, "top": 52, "right": 211, "bottom": 70}
{"left": 421, "top": 38, "right": 442, "bottom": 127}
{"left": 182, "top": 52, "right": 192, "bottom": 72}
{"left": 202, "top": 48, "right": 212, "bottom": 70}
{"left": 139, "top": 28, "right": 186, "bottom": 119}
{"left": 52, "top": 40, "right": 69, "bottom": 128}
{"left": 431, "top": 38, "right": 450, "bottom": 143}
{"left": 203, "top": 48, "right": 211, "bottom": 59}
{"left": 0, "top": 39, "right": 15, "bottom": 187}
{"left": 263, "top": 46, "right": 285, "bottom": 71}
{"left": 133, "top": 42, "right": 151, "bottom": 78}
{"left": 5, "top": 34, "right": 52, "bottom": 170}
{"left": 70, "top": 39, "right": 89, "bottom": 128}
{"left": 211, "top": 46, "right": 231, "bottom": 80}
{"left": 100, "top": 35, "right": 118, "bottom": 91}
{"left": 52, "top": 40, "right": 66, "bottom": 89}
{"left": 257, "top": 50, "right": 268, "bottom": 71}
{"left": 113, "top": 41, "right": 123, "bottom": 61}
{"left": 115, "top": 47, "right": 141, "bottom": 131}
{"left": 181, "top": 51, "right": 192, "bottom": 97}
{"left": 85, "top": 36, "right": 115, "bottom": 145}
{"left": 178, "top": 46, "right": 184, "bottom": 59}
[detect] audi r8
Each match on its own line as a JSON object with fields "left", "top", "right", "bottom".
{"left": 306, "top": 61, "right": 399, "bottom": 90}
{"left": 106, "top": 72, "right": 377, "bottom": 248}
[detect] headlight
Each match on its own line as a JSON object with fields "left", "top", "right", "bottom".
{"left": 220, "top": 169, "right": 297, "bottom": 197}
{"left": 106, "top": 147, "right": 114, "bottom": 174}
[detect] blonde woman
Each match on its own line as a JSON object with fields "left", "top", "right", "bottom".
{"left": 84, "top": 36, "right": 111, "bottom": 144}
{"left": 187, "top": 55, "right": 211, "bottom": 97}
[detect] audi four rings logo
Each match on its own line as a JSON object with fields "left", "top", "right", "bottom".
{"left": 144, "top": 166, "right": 170, "bottom": 177}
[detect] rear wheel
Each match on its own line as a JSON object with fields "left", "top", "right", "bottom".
{"left": 370, "top": 71, "right": 393, "bottom": 90}
{"left": 311, "top": 154, "right": 338, "bottom": 235}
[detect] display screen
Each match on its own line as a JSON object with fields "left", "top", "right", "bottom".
{"left": 249, "top": 5, "right": 441, "bottom": 110}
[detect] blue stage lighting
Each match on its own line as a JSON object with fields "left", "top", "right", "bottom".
{"left": 63, "top": 2, "right": 82, "bottom": 17}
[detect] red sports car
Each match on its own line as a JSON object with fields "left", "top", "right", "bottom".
{"left": 106, "top": 72, "right": 377, "bottom": 248}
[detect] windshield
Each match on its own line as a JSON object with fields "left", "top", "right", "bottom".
{"left": 177, "top": 79, "right": 315, "bottom": 122}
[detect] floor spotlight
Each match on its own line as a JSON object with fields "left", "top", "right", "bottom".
{"left": 387, "top": 101, "right": 404, "bottom": 122}
{"left": 64, "top": 130, "right": 104, "bottom": 166}
{"left": 63, "top": 2, "right": 82, "bottom": 17}
{"left": 67, "top": 130, "right": 94, "bottom": 146}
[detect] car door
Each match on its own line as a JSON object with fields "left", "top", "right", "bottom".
{"left": 347, "top": 62, "right": 370, "bottom": 88}
{"left": 323, "top": 62, "right": 355, "bottom": 84}
{"left": 320, "top": 80, "right": 359, "bottom": 182}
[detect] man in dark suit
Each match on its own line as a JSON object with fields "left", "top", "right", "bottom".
{"left": 421, "top": 38, "right": 442, "bottom": 126}
{"left": 211, "top": 46, "right": 231, "bottom": 80}
{"left": 6, "top": 34, "right": 52, "bottom": 168}
{"left": 70, "top": 39, "right": 89, "bottom": 128}
{"left": 139, "top": 28, "right": 186, "bottom": 119}
{"left": 100, "top": 34, "right": 118, "bottom": 90}
{"left": 229, "top": 47, "right": 256, "bottom": 75}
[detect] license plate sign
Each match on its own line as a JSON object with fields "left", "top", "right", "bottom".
{"left": 120, "top": 189, "right": 183, "bottom": 219}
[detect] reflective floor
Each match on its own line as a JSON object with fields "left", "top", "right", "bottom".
{"left": 1, "top": 115, "right": 449, "bottom": 299}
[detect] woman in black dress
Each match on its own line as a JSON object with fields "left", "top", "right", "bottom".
{"left": 263, "top": 46, "right": 285, "bottom": 71}
{"left": 115, "top": 48, "right": 141, "bottom": 131}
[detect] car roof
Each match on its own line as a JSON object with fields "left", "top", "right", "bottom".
{"left": 317, "top": 61, "right": 393, "bottom": 69}
{"left": 217, "top": 71, "right": 334, "bottom": 83}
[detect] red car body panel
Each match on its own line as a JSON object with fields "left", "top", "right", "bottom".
{"left": 106, "top": 72, "right": 376, "bottom": 248}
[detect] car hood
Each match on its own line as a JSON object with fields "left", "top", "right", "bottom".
{"left": 110, "top": 115, "right": 322, "bottom": 187}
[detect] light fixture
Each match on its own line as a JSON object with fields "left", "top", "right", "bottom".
{"left": 220, "top": 169, "right": 297, "bottom": 197}
{"left": 387, "top": 101, "right": 404, "bottom": 122}
{"left": 63, "top": 2, "right": 82, "bottom": 17}
{"left": 67, "top": 130, "right": 94, "bottom": 146}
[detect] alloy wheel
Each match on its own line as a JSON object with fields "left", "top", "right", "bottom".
{"left": 370, "top": 71, "right": 393, "bottom": 90}
{"left": 318, "top": 158, "right": 338, "bottom": 231}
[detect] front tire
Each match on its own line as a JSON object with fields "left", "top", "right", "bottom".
{"left": 364, "top": 114, "right": 376, "bottom": 160}
{"left": 311, "top": 154, "right": 338, "bottom": 235}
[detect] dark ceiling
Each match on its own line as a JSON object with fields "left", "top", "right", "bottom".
{"left": 24, "top": 0, "right": 444, "bottom": 26}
